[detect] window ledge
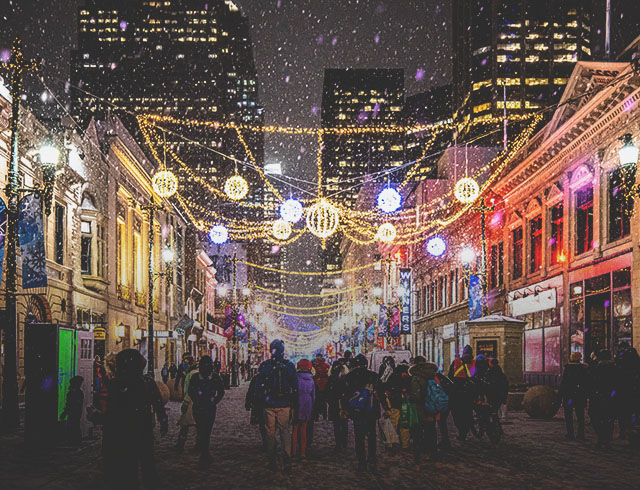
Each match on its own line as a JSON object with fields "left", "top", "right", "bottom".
{"left": 82, "top": 275, "right": 109, "bottom": 293}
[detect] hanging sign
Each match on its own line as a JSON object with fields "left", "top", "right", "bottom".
{"left": 18, "top": 193, "right": 48, "bottom": 289}
{"left": 377, "top": 304, "right": 387, "bottom": 337}
{"left": 399, "top": 268, "right": 412, "bottom": 334}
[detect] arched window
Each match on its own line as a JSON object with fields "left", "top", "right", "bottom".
{"left": 80, "top": 193, "right": 106, "bottom": 279}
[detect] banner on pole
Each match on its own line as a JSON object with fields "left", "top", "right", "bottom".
{"left": 18, "top": 193, "right": 47, "bottom": 289}
{"left": 389, "top": 305, "right": 400, "bottom": 337}
{"left": 469, "top": 274, "right": 482, "bottom": 321}
{"left": 0, "top": 198, "right": 6, "bottom": 287}
{"left": 399, "top": 268, "right": 412, "bottom": 334}
{"left": 377, "top": 304, "right": 387, "bottom": 337}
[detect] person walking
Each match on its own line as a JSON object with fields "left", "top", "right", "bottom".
{"left": 434, "top": 371, "right": 453, "bottom": 449}
{"left": 169, "top": 363, "right": 178, "bottom": 380}
{"left": 448, "top": 345, "right": 477, "bottom": 441}
{"left": 245, "top": 368, "right": 267, "bottom": 451}
{"left": 589, "top": 349, "right": 619, "bottom": 449}
{"left": 161, "top": 363, "right": 169, "bottom": 384}
{"left": 341, "top": 354, "right": 381, "bottom": 473}
{"left": 615, "top": 343, "right": 640, "bottom": 440}
{"left": 173, "top": 359, "right": 199, "bottom": 452}
{"left": 559, "top": 352, "right": 589, "bottom": 440}
{"left": 61, "top": 375, "right": 84, "bottom": 447}
{"left": 88, "top": 349, "right": 168, "bottom": 490}
{"left": 174, "top": 354, "right": 194, "bottom": 393}
{"left": 381, "top": 362, "right": 411, "bottom": 451}
{"left": 409, "top": 356, "right": 440, "bottom": 465}
{"left": 312, "top": 353, "right": 330, "bottom": 421}
{"left": 188, "top": 355, "right": 225, "bottom": 468}
{"left": 292, "top": 359, "right": 316, "bottom": 459}
{"left": 255, "top": 339, "right": 298, "bottom": 473}
{"left": 327, "top": 359, "right": 349, "bottom": 452}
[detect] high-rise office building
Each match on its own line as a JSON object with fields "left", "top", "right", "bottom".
{"left": 591, "top": 0, "right": 640, "bottom": 60}
{"left": 72, "top": 0, "right": 271, "bottom": 283}
{"left": 320, "top": 68, "right": 405, "bottom": 272}
{"left": 452, "top": 0, "right": 592, "bottom": 131}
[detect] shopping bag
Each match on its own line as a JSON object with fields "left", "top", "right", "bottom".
{"left": 378, "top": 416, "right": 400, "bottom": 445}
{"left": 407, "top": 402, "right": 420, "bottom": 428}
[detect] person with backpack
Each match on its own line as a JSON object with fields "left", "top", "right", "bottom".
{"left": 188, "top": 355, "right": 225, "bottom": 468}
{"left": 341, "top": 354, "right": 382, "bottom": 473}
{"left": 409, "top": 356, "right": 442, "bottom": 465}
{"left": 434, "top": 371, "right": 454, "bottom": 449}
{"left": 246, "top": 368, "right": 268, "bottom": 451}
{"left": 312, "top": 353, "right": 330, "bottom": 421}
{"left": 293, "top": 359, "right": 316, "bottom": 459}
{"left": 255, "top": 339, "right": 299, "bottom": 472}
{"left": 589, "top": 349, "right": 619, "bottom": 449}
{"left": 381, "top": 362, "right": 411, "bottom": 451}
{"left": 327, "top": 359, "right": 349, "bottom": 452}
{"left": 448, "top": 345, "right": 478, "bottom": 441}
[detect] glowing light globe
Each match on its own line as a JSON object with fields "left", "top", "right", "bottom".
{"left": 426, "top": 236, "right": 447, "bottom": 257}
{"left": 376, "top": 223, "right": 397, "bottom": 244}
{"left": 209, "top": 224, "right": 229, "bottom": 244}
{"left": 454, "top": 177, "right": 480, "bottom": 204}
{"left": 152, "top": 170, "right": 178, "bottom": 198}
{"left": 279, "top": 198, "right": 303, "bottom": 223}
{"left": 459, "top": 247, "right": 476, "bottom": 264}
{"left": 306, "top": 198, "right": 339, "bottom": 239}
{"left": 272, "top": 219, "right": 293, "bottom": 240}
{"left": 224, "top": 175, "right": 249, "bottom": 201}
{"left": 377, "top": 187, "right": 402, "bottom": 213}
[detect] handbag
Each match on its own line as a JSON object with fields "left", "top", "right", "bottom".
{"left": 378, "top": 416, "right": 400, "bottom": 445}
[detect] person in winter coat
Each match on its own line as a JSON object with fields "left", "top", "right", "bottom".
{"left": 173, "top": 360, "right": 199, "bottom": 452}
{"left": 409, "top": 356, "right": 439, "bottom": 465}
{"left": 484, "top": 358, "right": 510, "bottom": 422}
{"left": 448, "top": 345, "right": 477, "bottom": 441}
{"left": 161, "top": 363, "right": 169, "bottom": 384}
{"left": 254, "top": 339, "right": 298, "bottom": 473}
{"left": 559, "top": 352, "right": 590, "bottom": 440}
{"left": 589, "top": 350, "right": 619, "bottom": 449}
{"left": 88, "top": 349, "right": 168, "bottom": 490}
{"left": 169, "top": 363, "right": 178, "bottom": 379}
{"left": 188, "top": 355, "right": 225, "bottom": 467}
{"left": 312, "top": 354, "right": 330, "bottom": 421}
{"left": 293, "top": 359, "right": 316, "bottom": 458}
{"left": 614, "top": 343, "right": 640, "bottom": 439}
{"left": 327, "top": 359, "right": 349, "bottom": 452}
{"left": 174, "top": 355, "right": 195, "bottom": 392}
{"left": 341, "top": 354, "right": 382, "bottom": 472}
{"left": 381, "top": 363, "right": 411, "bottom": 450}
{"left": 434, "top": 372, "right": 453, "bottom": 449}
{"left": 245, "top": 368, "right": 267, "bottom": 451}
{"left": 61, "top": 375, "right": 84, "bottom": 446}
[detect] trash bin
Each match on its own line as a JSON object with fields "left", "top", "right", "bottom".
{"left": 221, "top": 372, "right": 231, "bottom": 390}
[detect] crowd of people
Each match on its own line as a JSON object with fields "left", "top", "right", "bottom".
{"left": 559, "top": 343, "right": 640, "bottom": 448}
{"left": 64, "top": 339, "right": 640, "bottom": 488}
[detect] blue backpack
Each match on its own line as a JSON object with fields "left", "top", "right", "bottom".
{"left": 264, "top": 359, "right": 294, "bottom": 402}
{"left": 425, "top": 379, "right": 449, "bottom": 414}
{"left": 348, "top": 386, "right": 375, "bottom": 417}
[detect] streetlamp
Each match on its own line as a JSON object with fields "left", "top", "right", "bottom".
{"left": 250, "top": 302, "right": 264, "bottom": 379}
{"left": 619, "top": 133, "right": 639, "bottom": 167}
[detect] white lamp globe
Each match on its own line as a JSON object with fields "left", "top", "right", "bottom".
{"left": 426, "top": 236, "right": 447, "bottom": 257}
{"left": 279, "top": 198, "right": 304, "bottom": 223}
{"left": 377, "top": 187, "right": 402, "bottom": 213}
{"left": 209, "top": 224, "right": 229, "bottom": 244}
{"left": 459, "top": 247, "right": 476, "bottom": 264}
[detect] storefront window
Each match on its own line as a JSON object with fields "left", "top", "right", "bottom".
{"left": 570, "top": 298, "right": 584, "bottom": 356}
{"left": 613, "top": 289, "right": 632, "bottom": 347}
{"left": 525, "top": 329, "right": 543, "bottom": 372}
{"left": 575, "top": 186, "right": 594, "bottom": 255}
{"left": 549, "top": 202, "right": 564, "bottom": 265}
{"left": 544, "top": 326, "right": 561, "bottom": 373}
{"left": 613, "top": 267, "right": 631, "bottom": 289}
{"left": 585, "top": 274, "right": 610, "bottom": 295}
{"left": 530, "top": 215, "right": 542, "bottom": 273}
{"left": 609, "top": 167, "right": 634, "bottom": 242}
{"left": 513, "top": 227, "right": 523, "bottom": 279}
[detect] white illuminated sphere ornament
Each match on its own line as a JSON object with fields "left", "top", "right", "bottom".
{"left": 279, "top": 198, "right": 303, "bottom": 223}
{"left": 459, "top": 247, "right": 476, "bottom": 264}
{"left": 152, "top": 170, "right": 178, "bottom": 198}
{"left": 426, "top": 236, "right": 447, "bottom": 257}
{"left": 272, "top": 219, "right": 293, "bottom": 240}
{"left": 376, "top": 223, "right": 397, "bottom": 244}
{"left": 377, "top": 187, "right": 402, "bottom": 213}
{"left": 224, "top": 175, "right": 249, "bottom": 201}
{"left": 306, "top": 198, "right": 340, "bottom": 239}
{"left": 209, "top": 224, "right": 229, "bottom": 244}
{"left": 454, "top": 177, "right": 480, "bottom": 204}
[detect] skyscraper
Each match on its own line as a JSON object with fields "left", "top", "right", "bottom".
{"left": 320, "top": 68, "right": 405, "bottom": 272}
{"left": 452, "top": 0, "right": 592, "bottom": 131}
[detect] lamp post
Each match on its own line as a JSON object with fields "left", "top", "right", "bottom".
{"left": 251, "top": 302, "right": 264, "bottom": 380}
{"left": 472, "top": 199, "right": 495, "bottom": 316}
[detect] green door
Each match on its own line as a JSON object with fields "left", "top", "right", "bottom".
{"left": 57, "top": 328, "right": 77, "bottom": 420}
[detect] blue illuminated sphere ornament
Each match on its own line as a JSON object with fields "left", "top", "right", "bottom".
{"left": 426, "top": 236, "right": 447, "bottom": 257}
{"left": 209, "top": 224, "right": 229, "bottom": 244}
{"left": 377, "top": 187, "right": 402, "bottom": 213}
{"left": 279, "top": 198, "right": 303, "bottom": 223}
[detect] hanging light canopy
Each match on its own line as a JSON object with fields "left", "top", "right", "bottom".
{"left": 209, "top": 224, "right": 229, "bottom": 244}
{"left": 426, "top": 236, "right": 447, "bottom": 257}
{"left": 376, "top": 223, "right": 397, "bottom": 243}
{"left": 306, "top": 198, "right": 339, "bottom": 239}
{"left": 272, "top": 219, "right": 293, "bottom": 240}
{"left": 224, "top": 174, "right": 249, "bottom": 201}
{"left": 454, "top": 177, "right": 480, "bottom": 204}
{"left": 377, "top": 187, "right": 402, "bottom": 213}
{"left": 152, "top": 170, "right": 179, "bottom": 198}
{"left": 279, "top": 198, "right": 303, "bottom": 223}
{"left": 619, "top": 133, "right": 639, "bottom": 167}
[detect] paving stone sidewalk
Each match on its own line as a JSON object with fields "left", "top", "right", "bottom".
{"left": 1, "top": 383, "right": 639, "bottom": 490}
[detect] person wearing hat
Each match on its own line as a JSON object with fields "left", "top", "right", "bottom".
{"left": 559, "top": 351, "right": 590, "bottom": 440}
{"left": 254, "top": 339, "right": 298, "bottom": 472}
{"left": 448, "top": 345, "right": 477, "bottom": 441}
{"left": 292, "top": 359, "right": 316, "bottom": 459}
